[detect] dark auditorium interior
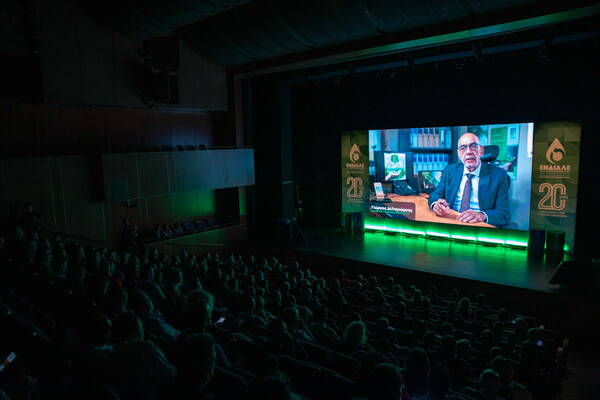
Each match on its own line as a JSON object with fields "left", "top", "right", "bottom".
{"left": 1, "top": 0, "right": 600, "bottom": 399}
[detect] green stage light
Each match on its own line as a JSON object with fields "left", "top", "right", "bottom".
{"left": 452, "top": 234, "right": 476, "bottom": 241}
{"left": 478, "top": 237, "right": 505, "bottom": 245}
{"left": 506, "top": 240, "right": 528, "bottom": 248}
{"left": 365, "top": 216, "right": 545, "bottom": 250}
{"left": 427, "top": 231, "right": 450, "bottom": 238}
{"left": 403, "top": 229, "right": 426, "bottom": 236}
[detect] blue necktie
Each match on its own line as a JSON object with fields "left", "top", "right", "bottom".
{"left": 460, "top": 173, "right": 474, "bottom": 212}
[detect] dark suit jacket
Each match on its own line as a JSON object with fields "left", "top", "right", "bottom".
{"left": 428, "top": 162, "right": 511, "bottom": 227}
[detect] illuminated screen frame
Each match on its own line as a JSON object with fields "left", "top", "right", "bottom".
{"left": 367, "top": 123, "right": 534, "bottom": 236}
{"left": 345, "top": 121, "right": 579, "bottom": 252}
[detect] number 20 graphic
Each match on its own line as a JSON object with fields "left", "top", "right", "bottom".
{"left": 346, "top": 177, "right": 364, "bottom": 198}
{"left": 538, "top": 183, "right": 567, "bottom": 211}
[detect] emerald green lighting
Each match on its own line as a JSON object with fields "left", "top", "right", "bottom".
{"left": 363, "top": 221, "right": 538, "bottom": 255}
{"left": 365, "top": 223, "right": 381, "bottom": 230}
{"left": 363, "top": 216, "right": 539, "bottom": 250}
{"left": 506, "top": 240, "right": 528, "bottom": 247}
{"left": 427, "top": 231, "right": 450, "bottom": 238}
{"left": 452, "top": 234, "right": 477, "bottom": 241}
{"left": 478, "top": 237, "right": 505, "bottom": 245}
{"left": 404, "top": 229, "right": 426, "bottom": 236}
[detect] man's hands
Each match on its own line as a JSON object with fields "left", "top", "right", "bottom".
{"left": 433, "top": 199, "right": 487, "bottom": 223}
{"left": 432, "top": 199, "right": 451, "bottom": 216}
{"left": 457, "top": 209, "right": 486, "bottom": 223}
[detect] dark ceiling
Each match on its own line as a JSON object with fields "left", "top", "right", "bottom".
{"left": 73, "top": 0, "right": 600, "bottom": 75}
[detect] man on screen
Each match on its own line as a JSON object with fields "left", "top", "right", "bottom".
{"left": 428, "top": 132, "right": 510, "bottom": 227}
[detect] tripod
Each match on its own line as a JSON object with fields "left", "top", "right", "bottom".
{"left": 290, "top": 217, "right": 308, "bottom": 244}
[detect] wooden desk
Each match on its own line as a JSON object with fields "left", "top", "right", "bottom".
{"left": 370, "top": 193, "right": 494, "bottom": 228}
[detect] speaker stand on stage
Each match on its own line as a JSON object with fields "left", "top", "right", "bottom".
{"left": 291, "top": 218, "right": 308, "bottom": 244}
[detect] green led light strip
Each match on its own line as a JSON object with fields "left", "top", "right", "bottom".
{"left": 364, "top": 216, "right": 530, "bottom": 249}
{"left": 452, "top": 234, "right": 477, "bottom": 241}
{"left": 506, "top": 240, "right": 528, "bottom": 248}
{"left": 478, "top": 237, "right": 506, "bottom": 245}
{"left": 427, "top": 231, "right": 451, "bottom": 238}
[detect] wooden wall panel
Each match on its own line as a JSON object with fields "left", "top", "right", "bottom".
{"left": 171, "top": 112, "right": 210, "bottom": 148}
{"left": 0, "top": 102, "right": 221, "bottom": 158}
{"left": 0, "top": 155, "right": 110, "bottom": 244}
{"left": 1, "top": 101, "right": 37, "bottom": 155}
{"left": 39, "top": 106, "right": 77, "bottom": 155}
{"left": 144, "top": 195, "right": 175, "bottom": 230}
{"left": 107, "top": 108, "right": 143, "bottom": 152}
{"left": 137, "top": 153, "right": 170, "bottom": 197}
{"left": 102, "top": 154, "right": 140, "bottom": 200}
{"left": 103, "top": 149, "right": 254, "bottom": 201}
{"left": 110, "top": 201, "right": 143, "bottom": 243}
{"left": 0, "top": 157, "right": 55, "bottom": 227}
{"left": 59, "top": 156, "right": 108, "bottom": 242}
{"left": 173, "top": 151, "right": 204, "bottom": 192}
{"left": 72, "top": 107, "right": 110, "bottom": 154}
{"left": 142, "top": 111, "right": 173, "bottom": 148}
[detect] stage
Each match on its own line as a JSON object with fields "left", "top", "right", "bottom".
{"left": 277, "top": 226, "right": 597, "bottom": 339}
{"left": 287, "top": 227, "right": 567, "bottom": 294}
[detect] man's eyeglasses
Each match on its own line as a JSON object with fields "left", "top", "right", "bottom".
{"left": 458, "top": 142, "right": 480, "bottom": 152}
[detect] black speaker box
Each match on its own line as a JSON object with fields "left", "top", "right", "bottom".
{"left": 352, "top": 212, "right": 364, "bottom": 234}
{"left": 546, "top": 230, "right": 565, "bottom": 262}
{"left": 527, "top": 228, "right": 545, "bottom": 259}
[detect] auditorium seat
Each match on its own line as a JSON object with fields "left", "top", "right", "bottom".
{"left": 194, "top": 219, "right": 208, "bottom": 231}
{"left": 277, "top": 354, "right": 358, "bottom": 399}
{"left": 297, "top": 339, "right": 361, "bottom": 379}
{"left": 204, "top": 365, "right": 248, "bottom": 400}
{"left": 0, "top": 301, "right": 53, "bottom": 354}
{"left": 182, "top": 222, "right": 197, "bottom": 234}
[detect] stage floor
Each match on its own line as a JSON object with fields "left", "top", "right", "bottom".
{"left": 288, "top": 228, "right": 567, "bottom": 294}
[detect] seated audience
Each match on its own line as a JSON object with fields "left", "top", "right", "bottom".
{"left": 129, "top": 290, "right": 180, "bottom": 348}
{"left": 336, "top": 320, "right": 372, "bottom": 356}
{"left": 490, "top": 356, "right": 532, "bottom": 400}
{"left": 134, "top": 264, "right": 166, "bottom": 306}
{"left": 412, "top": 363, "right": 453, "bottom": 400}
{"left": 173, "top": 332, "right": 217, "bottom": 399}
{"left": 403, "top": 347, "right": 430, "bottom": 399}
{"left": 367, "top": 362, "right": 403, "bottom": 400}
{"left": 308, "top": 305, "right": 340, "bottom": 345}
{"left": 96, "top": 312, "right": 177, "bottom": 400}
{"left": 462, "top": 369, "right": 502, "bottom": 400}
